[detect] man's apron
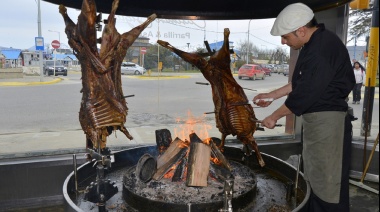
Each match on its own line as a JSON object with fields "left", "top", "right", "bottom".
{"left": 302, "top": 111, "right": 346, "bottom": 203}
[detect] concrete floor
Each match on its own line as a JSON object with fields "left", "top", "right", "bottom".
{"left": 349, "top": 180, "right": 379, "bottom": 212}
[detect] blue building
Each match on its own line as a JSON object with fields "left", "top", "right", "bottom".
{"left": 0, "top": 48, "right": 22, "bottom": 68}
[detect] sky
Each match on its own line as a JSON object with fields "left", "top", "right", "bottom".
{"left": 0, "top": 0, "right": 285, "bottom": 52}
{"left": 0, "top": 1, "right": 363, "bottom": 53}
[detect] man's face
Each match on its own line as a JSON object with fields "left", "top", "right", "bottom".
{"left": 280, "top": 28, "right": 304, "bottom": 50}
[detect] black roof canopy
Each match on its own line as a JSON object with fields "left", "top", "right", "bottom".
{"left": 42, "top": 0, "right": 351, "bottom": 20}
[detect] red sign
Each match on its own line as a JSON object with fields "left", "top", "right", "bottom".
{"left": 140, "top": 47, "right": 147, "bottom": 54}
{"left": 51, "top": 40, "right": 60, "bottom": 49}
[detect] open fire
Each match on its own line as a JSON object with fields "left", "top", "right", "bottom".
{"left": 122, "top": 112, "right": 258, "bottom": 211}
{"left": 152, "top": 111, "right": 236, "bottom": 186}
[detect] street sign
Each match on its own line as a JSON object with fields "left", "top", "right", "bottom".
{"left": 51, "top": 40, "right": 60, "bottom": 49}
{"left": 35, "top": 37, "right": 44, "bottom": 51}
{"left": 141, "top": 47, "right": 147, "bottom": 54}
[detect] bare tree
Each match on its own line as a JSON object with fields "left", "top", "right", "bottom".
{"left": 348, "top": 5, "right": 373, "bottom": 43}
{"left": 236, "top": 40, "right": 258, "bottom": 63}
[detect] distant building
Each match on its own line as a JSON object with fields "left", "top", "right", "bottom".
{"left": 1, "top": 36, "right": 150, "bottom": 68}
{"left": 0, "top": 48, "right": 22, "bottom": 68}
{"left": 128, "top": 37, "right": 151, "bottom": 65}
{"left": 54, "top": 54, "right": 79, "bottom": 67}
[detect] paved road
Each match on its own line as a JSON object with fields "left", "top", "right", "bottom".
{"left": 0, "top": 72, "right": 378, "bottom": 158}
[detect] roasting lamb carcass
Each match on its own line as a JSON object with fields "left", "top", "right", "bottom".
{"left": 157, "top": 29, "right": 265, "bottom": 167}
{"left": 59, "top": 0, "right": 156, "bottom": 149}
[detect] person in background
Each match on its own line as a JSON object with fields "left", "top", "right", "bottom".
{"left": 352, "top": 61, "right": 366, "bottom": 104}
{"left": 252, "top": 3, "right": 355, "bottom": 212}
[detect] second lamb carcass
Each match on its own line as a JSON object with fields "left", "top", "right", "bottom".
{"left": 59, "top": 0, "right": 156, "bottom": 150}
{"left": 158, "top": 28, "right": 265, "bottom": 167}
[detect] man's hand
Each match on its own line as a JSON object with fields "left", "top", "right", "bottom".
{"left": 253, "top": 94, "right": 274, "bottom": 107}
{"left": 260, "top": 116, "right": 278, "bottom": 129}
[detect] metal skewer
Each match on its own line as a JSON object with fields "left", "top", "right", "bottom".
{"left": 73, "top": 154, "right": 78, "bottom": 193}
{"left": 196, "top": 82, "right": 210, "bottom": 85}
{"left": 204, "top": 111, "right": 216, "bottom": 114}
{"left": 230, "top": 102, "right": 260, "bottom": 108}
{"left": 254, "top": 120, "right": 283, "bottom": 127}
{"left": 294, "top": 154, "right": 302, "bottom": 208}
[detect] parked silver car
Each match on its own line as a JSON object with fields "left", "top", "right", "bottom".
{"left": 120, "top": 62, "right": 145, "bottom": 75}
{"left": 283, "top": 68, "right": 289, "bottom": 76}
{"left": 277, "top": 64, "right": 289, "bottom": 75}
{"left": 43, "top": 60, "right": 67, "bottom": 76}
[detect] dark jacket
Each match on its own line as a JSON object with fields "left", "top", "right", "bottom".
{"left": 285, "top": 24, "right": 356, "bottom": 116}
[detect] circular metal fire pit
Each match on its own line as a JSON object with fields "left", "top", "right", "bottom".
{"left": 123, "top": 160, "right": 257, "bottom": 212}
{"left": 63, "top": 145, "right": 310, "bottom": 212}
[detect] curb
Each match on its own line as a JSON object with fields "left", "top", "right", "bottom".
{"left": 125, "top": 75, "right": 191, "bottom": 80}
{"left": 0, "top": 78, "right": 62, "bottom": 86}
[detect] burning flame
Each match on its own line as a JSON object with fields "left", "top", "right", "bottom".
{"left": 174, "top": 110, "right": 212, "bottom": 141}
{"left": 160, "top": 110, "right": 225, "bottom": 181}
{"left": 163, "top": 166, "right": 176, "bottom": 179}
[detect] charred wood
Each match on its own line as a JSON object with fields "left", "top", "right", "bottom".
{"left": 153, "top": 138, "right": 188, "bottom": 181}
{"left": 135, "top": 153, "right": 156, "bottom": 183}
{"left": 210, "top": 139, "right": 232, "bottom": 171}
{"left": 172, "top": 157, "right": 188, "bottom": 182}
{"left": 189, "top": 132, "right": 203, "bottom": 143}
{"left": 155, "top": 129, "right": 173, "bottom": 154}
{"left": 209, "top": 162, "right": 234, "bottom": 184}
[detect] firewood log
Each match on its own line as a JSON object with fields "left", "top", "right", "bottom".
{"left": 153, "top": 138, "right": 188, "bottom": 181}
{"left": 186, "top": 142, "right": 211, "bottom": 187}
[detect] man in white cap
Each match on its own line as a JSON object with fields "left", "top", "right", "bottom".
{"left": 253, "top": 3, "right": 355, "bottom": 211}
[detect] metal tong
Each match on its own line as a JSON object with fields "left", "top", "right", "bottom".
{"left": 254, "top": 120, "right": 283, "bottom": 127}
{"left": 229, "top": 101, "right": 260, "bottom": 108}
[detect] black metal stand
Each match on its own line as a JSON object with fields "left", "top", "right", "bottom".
{"left": 84, "top": 148, "right": 118, "bottom": 212}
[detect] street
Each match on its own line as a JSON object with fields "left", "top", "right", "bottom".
{"left": 0, "top": 72, "right": 378, "bottom": 145}
{"left": 0, "top": 73, "right": 289, "bottom": 134}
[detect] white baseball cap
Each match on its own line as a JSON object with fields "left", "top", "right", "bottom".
{"left": 270, "top": 3, "right": 314, "bottom": 36}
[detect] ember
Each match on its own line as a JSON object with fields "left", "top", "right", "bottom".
{"left": 153, "top": 131, "right": 231, "bottom": 184}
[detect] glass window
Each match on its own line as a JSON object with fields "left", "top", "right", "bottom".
{"left": 0, "top": 10, "right": 290, "bottom": 158}
{"left": 3, "top": 1, "right": 377, "bottom": 159}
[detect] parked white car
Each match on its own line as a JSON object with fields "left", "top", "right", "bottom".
{"left": 120, "top": 62, "right": 145, "bottom": 75}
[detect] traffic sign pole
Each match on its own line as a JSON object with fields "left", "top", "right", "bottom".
{"left": 51, "top": 40, "right": 60, "bottom": 49}
{"left": 51, "top": 40, "right": 60, "bottom": 76}
{"left": 141, "top": 47, "right": 147, "bottom": 68}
